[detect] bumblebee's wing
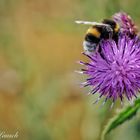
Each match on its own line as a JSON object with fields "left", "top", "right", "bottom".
{"left": 75, "top": 20, "right": 109, "bottom": 26}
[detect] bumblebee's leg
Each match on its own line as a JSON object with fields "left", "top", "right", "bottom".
{"left": 106, "top": 26, "right": 113, "bottom": 39}
{"left": 98, "top": 45, "right": 106, "bottom": 60}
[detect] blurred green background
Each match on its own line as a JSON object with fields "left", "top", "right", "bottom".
{"left": 1, "top": 0, "right": 140, "bottom": 140}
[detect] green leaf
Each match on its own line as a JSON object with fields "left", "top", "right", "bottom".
{"left": 101, "top": 98, "right": 140, "bottom": 140}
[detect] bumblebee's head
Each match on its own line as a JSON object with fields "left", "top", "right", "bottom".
{"left": 102, "top": 19, "right": 120, "bottom": 33}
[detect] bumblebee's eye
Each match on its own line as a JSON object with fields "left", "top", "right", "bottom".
{"left": 85, "top": 34, "right": 100, "bottom": 43}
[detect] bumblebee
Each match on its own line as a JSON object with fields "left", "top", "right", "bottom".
{"left": 76, "top": 19, "right": 120, "bottom": 53}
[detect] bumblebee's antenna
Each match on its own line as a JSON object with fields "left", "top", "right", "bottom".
{"left": 75, "top": 20, "right": 109, "bottom": 26}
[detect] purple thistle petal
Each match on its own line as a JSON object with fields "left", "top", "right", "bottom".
{"left": 80, "top": 34, "right": 140, "bottom": 104}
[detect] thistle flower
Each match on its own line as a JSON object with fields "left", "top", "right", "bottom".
{"left": 113, "top": 12, "right": 138, "bottom": 36}
{"left": 78, "top": 12, "right": 140, "bottom": 106}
